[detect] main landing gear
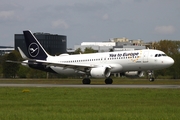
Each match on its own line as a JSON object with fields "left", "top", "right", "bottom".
{"left": 105, "top": 78, "right": 113, "bottom": 84}
{"left": 148, "top": 70, "right": 155, "bottom": 82}
{"left": 82, "top": 78, "right": 113, "bottom": 84}
{"left": 82, "top": 78, "right": 91, "bottom": 84}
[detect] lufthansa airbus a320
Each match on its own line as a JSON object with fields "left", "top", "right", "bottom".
{"left": 7, "top": 30, "right": 174, "bottom": 84}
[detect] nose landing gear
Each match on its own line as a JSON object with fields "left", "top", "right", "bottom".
{"left": 148, "top": 70, "right": 155, "bottom": 82}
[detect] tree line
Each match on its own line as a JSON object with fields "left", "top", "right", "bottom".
{"left": 0, "top": 41, "right": 179, "bottom": 79}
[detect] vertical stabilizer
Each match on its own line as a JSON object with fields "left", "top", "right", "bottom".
{"left": 23, "top": 30, "right": 49, "bottom": 60}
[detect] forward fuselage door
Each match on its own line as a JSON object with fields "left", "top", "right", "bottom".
{"left": 143, "top": 51, "right": 149, "bottom": 63}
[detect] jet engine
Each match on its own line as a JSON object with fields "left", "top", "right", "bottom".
{"left": 121, "top": 71, "right": 144, "bottom": 78}
{"left": 90, "top": 67, "right": 111, "bottom": 78}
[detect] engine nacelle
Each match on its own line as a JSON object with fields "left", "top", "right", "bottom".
{"left": 90, "top": 67, "right": 111, "bottom": 78}
{"left": 121, "top": 71, "right": 144, "bottom": 78}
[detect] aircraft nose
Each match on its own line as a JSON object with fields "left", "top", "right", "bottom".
{"left": 170, "top": 57, "right": 174, "bottom": 65}
{"left": 166, "top": 57, "right": 174, "bottom": 66}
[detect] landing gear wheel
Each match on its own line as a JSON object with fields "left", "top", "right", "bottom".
{"left": 148, "top": 70, "right": 155, "bottom": 82}
{"left": 82, "top": 78, "right": 91, "bottom": 84}
{"left": 149, "top": 78, "right": 154, "bottom": 82}
{"left": 105, "top": 78, "right": 113, "bottom": 84}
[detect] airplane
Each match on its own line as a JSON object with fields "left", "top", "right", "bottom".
{"left": 7, "top": 30, "right": 174, "bottom": 84}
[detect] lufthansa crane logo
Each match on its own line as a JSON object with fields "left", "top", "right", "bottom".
{"left": 28, "top": 43, "right": 39, "bottom": 57}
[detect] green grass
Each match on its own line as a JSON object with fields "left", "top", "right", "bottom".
{"left": 0, "top": 87, "right": 180, "bottom": 120}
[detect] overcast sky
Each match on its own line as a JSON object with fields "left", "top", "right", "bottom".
{"left": 0, "top": 0, "right": 180, "bottom": 48}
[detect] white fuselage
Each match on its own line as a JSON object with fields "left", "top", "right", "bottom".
{"left": 43, "top": 49, "right": 174, "bottom": 75}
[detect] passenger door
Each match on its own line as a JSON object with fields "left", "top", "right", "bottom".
{"left": 143, "top": 51, "right": 149, "bottom": 63}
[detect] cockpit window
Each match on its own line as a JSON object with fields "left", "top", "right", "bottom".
{"left": 155, "top": 54, "right": 167, "bottom": 57}
{"left": 162, "top": 54, "right": 167, "bottom": 56}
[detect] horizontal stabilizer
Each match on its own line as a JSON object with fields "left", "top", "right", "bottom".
{"left": 6, "top": 60, "right": 23, "bottom": 64}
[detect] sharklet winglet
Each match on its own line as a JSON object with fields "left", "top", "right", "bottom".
{"left": 17, "top": 47, "right": 29, "bottom": 59}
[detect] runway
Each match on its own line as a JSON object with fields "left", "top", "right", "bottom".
{"left": 0, "top": 84, "right": 180, "bottom": 88}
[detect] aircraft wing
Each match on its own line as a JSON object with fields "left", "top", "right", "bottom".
{"left": 7, "top": 59, "right": 101, "bottom": 72}
{"left": 34, "top": 59, "right": 97, "bottom": 69}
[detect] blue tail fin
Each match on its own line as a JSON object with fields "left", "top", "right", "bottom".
{"left": 23, "top": 30, "right": 49, "bottom": 60}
